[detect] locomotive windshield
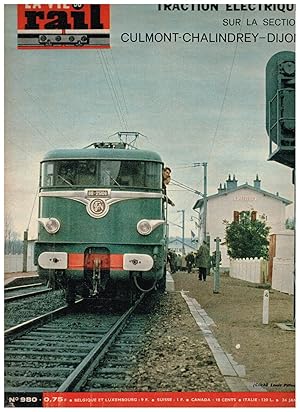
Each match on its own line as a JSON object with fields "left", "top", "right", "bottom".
{"left": 41, "top": 160, "right": 162, "bottom": 189}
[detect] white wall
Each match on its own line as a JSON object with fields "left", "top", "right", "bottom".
{"left": 272, "top": 258, "right": 294, "bottom": 295}
{"left": 273, "top": 231, "right": 295, "bottom": 259}
{"left": 4, "top": 255, "right": 37, "bottom": 273}
{"left": 271, "top": 231, "right": 294, "bottom": 295}
{"left": 207, "top": 187, "right": 288, "bottom": 267}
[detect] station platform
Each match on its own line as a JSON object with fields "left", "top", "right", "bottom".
{"left": 166, "top": 270, "right": 175, "bottom": 291}
{"left": 172, "top": 270, "right": 295, "bottom": 393}
{"left": 4, "top": 271, "right": 39, "bottom": 287}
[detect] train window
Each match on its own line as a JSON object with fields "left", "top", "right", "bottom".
{"left": 100, "top": 161, "right": 121, "bottom": 186}
{"left": 115, "top": 161, "right": 161, "bottom": 188}
{"left": 77, "top": 160, "right": 97, "bottom": 185}
{"left": 41, "top": 162, "right": 54, "bottom": 187}
{"left": 56, "top": 161, "right": 77, "bottom": 186}
{"left": 41, "top": 159, "right": 162, "bottom": 189}
{"left": 97, "top": 160, "right": 161, "bottom": 188}
{"left": 54, "top": 160, "right": 97, "bottom": 186}
{"left": 118, "top": 161, "right": 144, "bottom": 187}
{"left": 145, "top": 162, "right": 162, "bottom": 188}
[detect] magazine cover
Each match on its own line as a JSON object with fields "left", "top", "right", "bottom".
{"left": 4, "top": 2, "right": 295, "bottom": 408}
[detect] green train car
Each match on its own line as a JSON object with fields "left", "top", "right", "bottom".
{"left": 34, "top": 142, "right": 168, "bottom": 303}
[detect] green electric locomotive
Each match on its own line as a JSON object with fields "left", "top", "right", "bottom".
{"left": 34, "top": 141, "right": 168, "bottom": 303}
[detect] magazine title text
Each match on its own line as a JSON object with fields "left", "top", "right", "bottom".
{"left": 157, "top": 4, "right": 295, "bottom": 13}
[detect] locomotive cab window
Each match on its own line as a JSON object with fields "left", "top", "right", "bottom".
{"left": 41, "top": 162, "right": 54, "bottom": 187}
{"left": 99, "top": 160, "right": 161, "bottom": 189}
{"left": 41, "top": 159, "right": 162, "bottom": 189}
{"left": 77, "top": 160, "right": 97, "bottom": 185}
{"left": 115, "top": 161, "right": 161, "bottom": 189}
{"left": 56, "top": 161, "right": 77, "bottom": 186}
{"left": 100, "top": 160, "right": 121, "bottom": 186}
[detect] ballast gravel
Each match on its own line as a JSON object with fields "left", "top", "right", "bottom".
{"left": 128, "top": 291, "right": 229, "bottom": 392}
{"left": 5, "top": 289, "right": 229, "bottom": 392}
{"left": 4, "top": 290, "right": 66, "bottom": 329}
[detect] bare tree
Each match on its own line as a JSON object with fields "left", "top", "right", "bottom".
{"left": 4, "top": 214, "right": 21, "bottom": 254}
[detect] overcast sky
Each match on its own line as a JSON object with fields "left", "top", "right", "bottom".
{"left": 4, "top": 3, "right": 295, "bottom": 240}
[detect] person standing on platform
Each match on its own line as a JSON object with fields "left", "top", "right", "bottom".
{"left": 181, "top": 253, "right": 187, "bottom": 271}
{"left": 167, "top": 249, "right": 177, "bottom": 274}
{"left": 185, "top": 252, "right": 195, "bottom": 273}
{"left": 195, "top": 241, "right": 210, "bottom": 281}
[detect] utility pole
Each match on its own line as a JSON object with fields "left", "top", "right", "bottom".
{"left": 193, "top": 162, "right": 208, "bottom": 243}
{"left": 213, "top": 237, "right": 221, "bottom": 294}
{"left": 22, "top": 229, "right": 28, "bottom": 273}
{"left": 190, "top": 214, "right": 200, "bottom": 247}
{"left": 177, "top": 209, "right": 185, "bottom": 255}
{"left": 203, "top": 162, "right": 208, "bottom": 243}
{"left": 197, "top": 212, "right": 201, "bottom": 245}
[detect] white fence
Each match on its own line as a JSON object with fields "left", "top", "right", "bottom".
{"left": 230, "top": 258, "right": 268, "bottom": 284}
{"left": 271, "top": 231, "right": 294, "bottom": 295}
{"left": 4, "top": 255, "right": 37, "bottom": 273}
{"left": 230, "top": 256, "right": 294, "bottom": 296}
{"left": 272, "top": 258, "right": 294, "bottom": 295}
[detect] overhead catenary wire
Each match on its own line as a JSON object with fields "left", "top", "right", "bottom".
{"left": 133, "top": 132, "right": 159, "bottom": 150}
{"left": 101, "top": 51, "right": 129, "bottom": 129}
{"left": 96, "top": 51, "right": 124, "bottom": 129}
{"left": 6, "top": 98, "right": 55, "bottom": 151}
{"left": 97, "top": 50, "right": 129, "bottom": 131}
{"left": 11, "top": 74, "right": 74, "bottom": 147}
{"left": 207, "top": 12, "right": 245, "bottom": 162}
{"left": 171, "top": 178, "right": 203, "bottom": 196}
{"left": 109, "top": 50, "right": 130, "bottom": 118}
{"left": 172, "top": 165, "right": 200, "bottom": 170}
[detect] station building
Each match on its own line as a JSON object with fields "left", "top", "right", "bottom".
{"left": 193, "top": 174, "right": 293, "bottom": 268}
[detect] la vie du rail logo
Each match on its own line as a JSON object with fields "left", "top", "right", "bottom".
{"left": 17, "top": 4, "right": 110, "bottom": 49}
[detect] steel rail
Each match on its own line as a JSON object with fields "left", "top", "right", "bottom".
{"left": 4, "top": 288, "right": 52, "bottom": 302}
{"left": 4, "top": 299, "right": 83, "bottom": 343}
{"left": 56, "top": 293, "right": 145, "bottom": 392}
{"left": 5, "top": 283, "right": 44, "bottom": 292}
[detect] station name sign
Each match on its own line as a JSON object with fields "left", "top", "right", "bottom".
{"left": 17, "top": 4, "right": 110, "bottom": 49}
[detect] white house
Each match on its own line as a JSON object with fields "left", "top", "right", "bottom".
{"left": 193, "top": 174, "right": 292, "bottom": 268}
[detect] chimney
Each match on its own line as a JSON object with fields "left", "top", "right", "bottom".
{"left": 218, "top": 183, "right": 227, "bottom": 194}
{"left": 226, "top": 174, "right": 238, "bottom": 190}
{"left": 253, "top": 174, "right": 261, "bottom": 189}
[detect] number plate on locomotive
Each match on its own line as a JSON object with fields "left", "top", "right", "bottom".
{"left": 86, "top": 189, "right": 111, "bottom": 198}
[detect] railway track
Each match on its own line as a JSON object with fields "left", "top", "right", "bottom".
{"left": 4, "top": 283, "right": 52, "bottom": 302}
{"left": 5, "top": 294, "right": 148, "bottom": 397}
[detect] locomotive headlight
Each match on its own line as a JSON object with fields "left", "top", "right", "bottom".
{"left": 137, "top": 219, "right": 165, "bottom": 236}
{"left": 42, "top": 218, "right": 60, "bottom": 234}
{"left": 137, "top": 220, "right": 152, "bottom": 236}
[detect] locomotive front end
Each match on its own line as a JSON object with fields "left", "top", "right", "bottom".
{"left": 34, "top": 143, "right": 167, "bottom": 303}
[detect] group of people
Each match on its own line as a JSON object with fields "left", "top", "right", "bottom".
{"left": 163, "top": 166, "right": 219, "bottom": 281}
{"left": 167, "top": 249, "right": 183, "bottom": 274}
{"left": 168, "top": 242, "right": 221, "bottom": 281}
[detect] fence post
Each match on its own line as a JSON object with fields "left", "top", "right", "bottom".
{"left": 262, "top": 290, "right": 269, "bottom": 325}
{"left": 22, "top": 230, "right": 28, "bottom": 273}
{"left": 213, "top": 237, "right": 221, "bottom": 294}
